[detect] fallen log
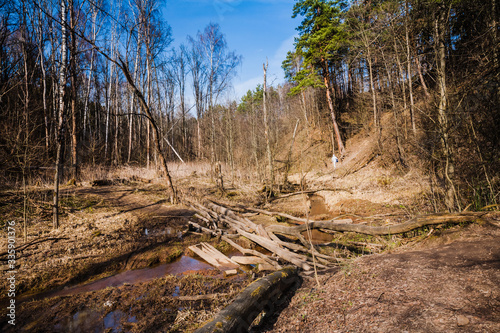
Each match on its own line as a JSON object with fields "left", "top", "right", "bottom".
{"left": 237, "top": 205, "right": 353, "bottom": 225}
{"left": 235, "top": 228, "right": 314, "bottom": 270}
{"left": 206, "top": 200, "right": 271, "bottom": 238}
{"left": 221, "top": 236, "right": 282, "bottom": 270}
{"left": 194, "top": 266, "right": 299, "bottom": 333}
{"left": 270, "top": 188, "right": 353, "bottom": 201}
{"left": 266, "top": 212, "right": 487, "bottom": 237}
{"left": 0, "top": 237, "right": 70, "bottom": 259}
{"left": 188, "top": 220, "right": 218, "bottom": 237}
{"left": 267, "top": 232, "right": 341, "bottom": 264}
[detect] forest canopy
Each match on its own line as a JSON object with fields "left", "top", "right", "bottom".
{"left": 0, "top": 0, "right": 498, "bottom": 214}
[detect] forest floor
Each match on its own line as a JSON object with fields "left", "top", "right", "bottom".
{"left": 1, "top": 135, "right": 499, "bottom": 332}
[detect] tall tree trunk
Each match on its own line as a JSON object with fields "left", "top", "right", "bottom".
{"left": 493, "top": 0, "right": 499, "bottom": 69}
{"left": 251, "top": 103, "right": 260, "bottom": 181}
{"left": 405, "top": 1, "right": 416, "bottom": 134}
{"left": 53, "top": 0, "right": 68, "bottom": 229}
{"left": 69, "top": 0, "right": 78, "bottom": 180}
{"left": 391, "top": 23, "right": 407, "bottom": 138}
{"left": 146, "top": 45, "right": 152, "bottom": 169}
{"left": 263, "top": 60, "right": 274, "bottom": 185}
{"left": 104, "top": 33, "right": 116, "bottom": 162}
{"left": 83, "top": 4, "right": 97, "bottom": 141}
{"left": 128, "top": 34, "right": 141, "bottom": 163}
{"left": 114, "top": 76, "right": 120, "bottom": 166}
{"left": 366, "top": 51, "right": 378, "bottom": 129}
{"left": 435, "top": 6, "right": 459, "bottom": 211}
{"left": 36, "top": 8, "right": 50, "bottom": 152}
{"left": 382, "top": 50, "right": 406, "bottom": 168}
{"left": 322, "top": 60, "right": 345, "bottom": 157}
{"left": 301, "top": 90, "right": 308, "bottom": 124}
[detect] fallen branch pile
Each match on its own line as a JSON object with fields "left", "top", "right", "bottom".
{"left": 186, "top": 198, "right": 488, "bottom": 272}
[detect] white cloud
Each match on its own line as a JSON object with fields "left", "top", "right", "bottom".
{"left": 234, "top": 76, "right": 262, "bottom": 100}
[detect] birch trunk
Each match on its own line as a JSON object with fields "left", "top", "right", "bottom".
{"left": 53, "top": 0, "right": 68, "bottom": 229}
{"left": 69, "top": 0, "right": 78, "bottom": 179}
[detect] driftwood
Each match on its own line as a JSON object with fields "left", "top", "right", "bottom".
{"left": 194, "top": 266, "right": 299, "bottom": 333}
{"left": 266, "top": 212, "right": 487, "bottom": 237}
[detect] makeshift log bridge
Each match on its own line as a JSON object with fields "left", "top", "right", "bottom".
{"left": 185, "top": 198, "right": 489, "bottom": 272}
{"left": 188, "top": 243, "right": 240, "bottom": 276}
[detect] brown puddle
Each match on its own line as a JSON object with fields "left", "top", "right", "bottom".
{"left": 309, "top": 194, "right": 330, "bottom": 216}
{"left": 23, "top": 255, "right": 214, "bottom": 302}
{"left": 302, "top": 229, "right": 336, "bottom": 245}
{"left": 302, "top": 195, "right": 336, "bottom": 244}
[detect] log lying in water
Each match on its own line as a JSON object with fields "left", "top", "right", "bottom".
{"left": 194, "top": 266, "right": 299, "bottom": 333}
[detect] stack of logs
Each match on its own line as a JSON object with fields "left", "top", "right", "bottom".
{"left": 186, "top": 198, "right": 488, "bottom": 272}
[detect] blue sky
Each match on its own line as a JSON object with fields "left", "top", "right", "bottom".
{"left": 162, "top": 0, "right": 298, "bottom": 102}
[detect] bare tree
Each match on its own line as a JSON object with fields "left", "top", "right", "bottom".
{"left": 263, "top": 59, "right": 274, "bottom": 185}
{"left": 53, "top": 0, "right": 68, "bottom": 229}
{"left": 434, "top": 3, "right": 459, "bottom": 211}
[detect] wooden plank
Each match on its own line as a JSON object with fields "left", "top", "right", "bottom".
{"left": 188, "top": 243, "right": 239, "bottom": 269}
{"left": 189, "top": 245, "right": 221, "bottom": 268}
{"left": 221, "top": 236, "right": 282, "bottom": 270}
{"left": 201, "top": 243, "right": 240, "bottom": 266}
{"left": 235, "top": 227, "right": 313, "bottom": 270}
{"left": 257, "top": 263, "right": 276, "bottom": 272}
{"left": 230, "top": 256, "right": 267, "bottom": 265}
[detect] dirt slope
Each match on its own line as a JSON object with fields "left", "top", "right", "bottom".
{"left": 261, "top": 221, "right": 500, "bottom": 332}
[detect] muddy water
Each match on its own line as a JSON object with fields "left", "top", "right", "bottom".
{"left": 26, "top": 255, "right": 214, "bottom": 302}
{"left": 53, "top": 309, "right": 137, "bottom": 332}
{"left": 309, "top": 195, "right": 330, "bottom": 216}
{"left": 302, "top": 195, "right": 336, "bottom": 244}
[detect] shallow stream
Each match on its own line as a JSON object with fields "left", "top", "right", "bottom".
{"left": 23, "top": 255, "right": 215, "bottom": 303}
